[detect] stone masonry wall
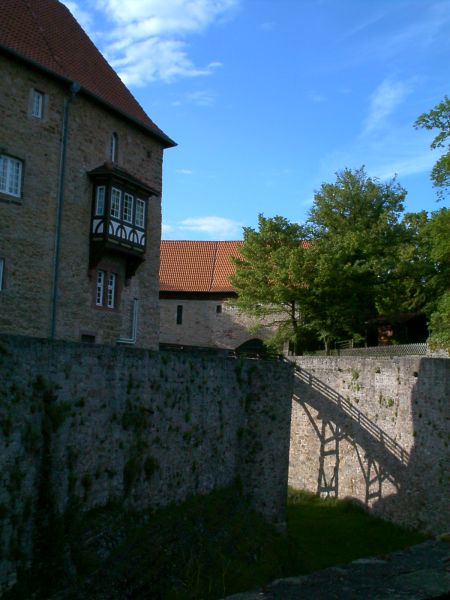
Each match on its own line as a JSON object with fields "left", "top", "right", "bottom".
{"left": 160, "top": 298, "right": 274, "bottom": 349}
{"left": 0, "top": 54, "right": 165, "bottom": 348}
{"left": 0, "top": 335, "right": 293, "bottom": 591}
{"left": 289, "top": 356, "right": 450, "bottom": 534}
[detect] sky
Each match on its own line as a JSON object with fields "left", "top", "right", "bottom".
{"left": 64, "top": 0, "right": 450, "bottom": 240}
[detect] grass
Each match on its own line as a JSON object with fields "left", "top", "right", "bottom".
{"left": 6, "top": 486, "right": 428, "bottom": 600}
{"left": 286, "top": 488, "right": 427, "bottom": 575}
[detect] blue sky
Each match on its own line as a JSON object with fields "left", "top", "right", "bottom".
{"left": 65, "top": 0, "right": 450, "bottom": 240}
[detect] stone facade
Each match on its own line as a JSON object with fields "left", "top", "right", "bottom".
{"left": 289, "top": 356, "right": 450, "bottom": 534}
{"left": 0, "top": 335, "right": 293, "bottom": 591}
{"left": 160, "top": 297, "right": 274, "bottom": 349}
{"left": 0, "top": 49, "right": 169, "bottom": 348}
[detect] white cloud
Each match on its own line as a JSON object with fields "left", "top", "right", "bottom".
{"left": 61, "top": 1, "right": 95, "bottom": 36}
{"left": 363, "top": 78, "right": 414, "bottom": 135}
{"left": 162, "top": 223, "right": 175, "bottom": 236}
{"left": 93, "top": 0, "right": 237, "bottom": 84}
{"left": 171, "top": 88, "right": 218, "bottom": 107}
{"left": 177, "top": 216, "right": 243, "bottom": 239}
{"left": 318, "top": 124, "right": 438, "bottom": 188}
{"left": 260, "top": 21, "right": 275, "bottom": 31}
{"left": 175, "top": 168, "right": 193, "bottom": 175}
{"left": 309, "top": 91, "right": 326, "bottom": 103}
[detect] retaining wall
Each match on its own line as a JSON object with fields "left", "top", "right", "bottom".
{"left": 289, "top": 356, "right": 450, "bottom": 534}
{"left": 0, "top": 335, "right": 293, "bottom": 591}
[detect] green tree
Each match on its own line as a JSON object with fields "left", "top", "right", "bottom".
{"left": 230, "top": 215, "right": 313, "bottom": 351}
{"left": 414, "top": 95, "right": 450, "bottom": 200}
{"left": 427, "top": 292, "right": 450, "bottom": 354}
{"left": 306, "top": 167, "right": 407, "bottom": 348}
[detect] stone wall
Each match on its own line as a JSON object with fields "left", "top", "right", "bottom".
{"left": 0, "top": 335, "right": 293, "bottom": 591}
{"left": 0, "top": 54, "right": 165, "bottom": 348}
{"left": 289, "top": 356, "right": 450, "bottom": 534}
{"left": 160, "top": 298, "right": 274, "bottom": 349}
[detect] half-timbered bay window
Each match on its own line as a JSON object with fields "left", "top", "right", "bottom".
{"left": 0, "top": 155, "right": 23, "bottom": 198}
{"left": 88, "top": 163, "right": 159, "bottom": 279}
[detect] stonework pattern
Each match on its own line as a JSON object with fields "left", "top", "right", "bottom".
{"left": 160, "top": 299, "right": 274, "bottom": 349}
{"left": 289, "top": 356, "right": 450, "bottom": 535}
{"left": 0, "top": 335, "right": 293, "bottom": 592}
{"left": 0, "top": 56, "right": 165, "bottom": 348}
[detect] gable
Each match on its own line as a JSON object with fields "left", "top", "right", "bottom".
{"left": 0, "top": 0, "right": 175, "bottom": 147}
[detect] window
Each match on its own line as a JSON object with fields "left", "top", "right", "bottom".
{"left": 110, "top": 132, "right": 118, "bottom": 162}
{"left": 135, "top": 198, "right": 145, "bottom": 228}
{"left": 110, "top": 187, "right": 121, "bottom": 219}
{"left": 0, "top": 155, "right": 23, "bottom": 198}
{"left": 96, "top": 269, "right": 117, "bottom": 308}
{"left": 216, "top": 305, "right": 222, "bottom": 314}
{"left": 0, "top": 258, "right": 4, "bottom": 291}
{"left": 107, "top": 272, "right": 116, "bottom": 308}
{"left": 96, "top": 270, "right": 105, "bottom": 306}
{"left": 31, "top": 90, "right": 44, "bottom": 118}
{"left": 123, "top": 193, "right": 134, "bottom": 223}
{"left": 95, "top": 186, "right": 105, "bottom": 216}
{"left": 81, "top": 334, "right": 96, "bottom": 344}
{"left": 176, "top": 305, "right": 183, "bottom": 325}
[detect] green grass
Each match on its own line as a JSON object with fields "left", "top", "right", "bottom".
{"left": 286, "top": 488, "right": 427, "bottom": 574}
{"left": 6, "top": 486, "right": 428, "bottom": 600}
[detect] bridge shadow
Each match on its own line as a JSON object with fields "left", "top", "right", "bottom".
{"left": 293, "top": 366, "right": 409, "bottom": 505}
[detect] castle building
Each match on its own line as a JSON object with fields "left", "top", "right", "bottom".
{"left": 159, "top": 240, "right": 272, "bottom": 350}
{"left": 0, "top": 0, "right": 175, "bottom": 348}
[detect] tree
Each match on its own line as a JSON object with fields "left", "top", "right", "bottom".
{"left": 230, "top": 215, "right": 314, "bottom": 351}
{"left": 306, "top": 167, "right": 407, "bottom": 347}
{"left": 414, "top": 95, "right": 450, "bottom": 200}
{"left": 428, "top": 292, "right": 450, "bottom": 354}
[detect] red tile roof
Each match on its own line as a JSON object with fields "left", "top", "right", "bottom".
{"left": 160, "top": 241, "right": 243, "bottom": 292}
{"left": 0, "top": 0, "right": 175, "bottom": 147}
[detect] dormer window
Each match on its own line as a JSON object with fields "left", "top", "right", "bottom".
{"left": 110, "top": 132, "right": 118, "bottom": 162}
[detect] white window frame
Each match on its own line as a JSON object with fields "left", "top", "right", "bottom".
{"left": 123, "top": 193, "right": 134, "bottom": 223}
{"left": 107, "top": 272, "right": 117, "bottom": 308}
{"left": 96, "top": 270, "right": 105, "bottom": 306}
{"left": 135, "top": 198, "right": 145, "bottom": 228}
{"left": 110, "top": 187, "right": 121, "bottom": 219}
{"left": 95, "top": 185, "right": 105, "bottom": 216}
{"left": 0, "top": 155, "right": 23, "bottom": 198}
{"left": 31, "top": 90, "right": 44, "bottom": 118}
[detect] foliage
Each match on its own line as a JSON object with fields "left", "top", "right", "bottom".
{"left": 414, "top": 95, "right": 450, "bottom": 200}
{"left": 305, "top": 167, "right": 407, "bottom": 349}
{"left": 231, "top": 169, "right": 416, "bottom": 351}
{"left": 230, "top": 214, "right": 314, "bottom": 351}
{"left": 427, "top": 291, "right": 450, "bottom": 354}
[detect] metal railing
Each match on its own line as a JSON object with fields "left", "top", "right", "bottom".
{"left": 304, "top": 343, "right": 428, "bottom": 358}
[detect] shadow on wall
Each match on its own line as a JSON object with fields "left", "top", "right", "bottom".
{"left": 293, "top": 358, "right": 449, "bottom": 533}
{"left": 293, "top": 368, "right": 408, "bottom": 504}
{"left": 372, "top": 358, "right": 449, "bottom": 533}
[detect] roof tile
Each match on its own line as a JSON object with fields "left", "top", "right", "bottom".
{"left": 160, "top": 241, "right": 243, "bottom": 292}
{"left": 0, "top": 0, "right": 175, "bottom": 146}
